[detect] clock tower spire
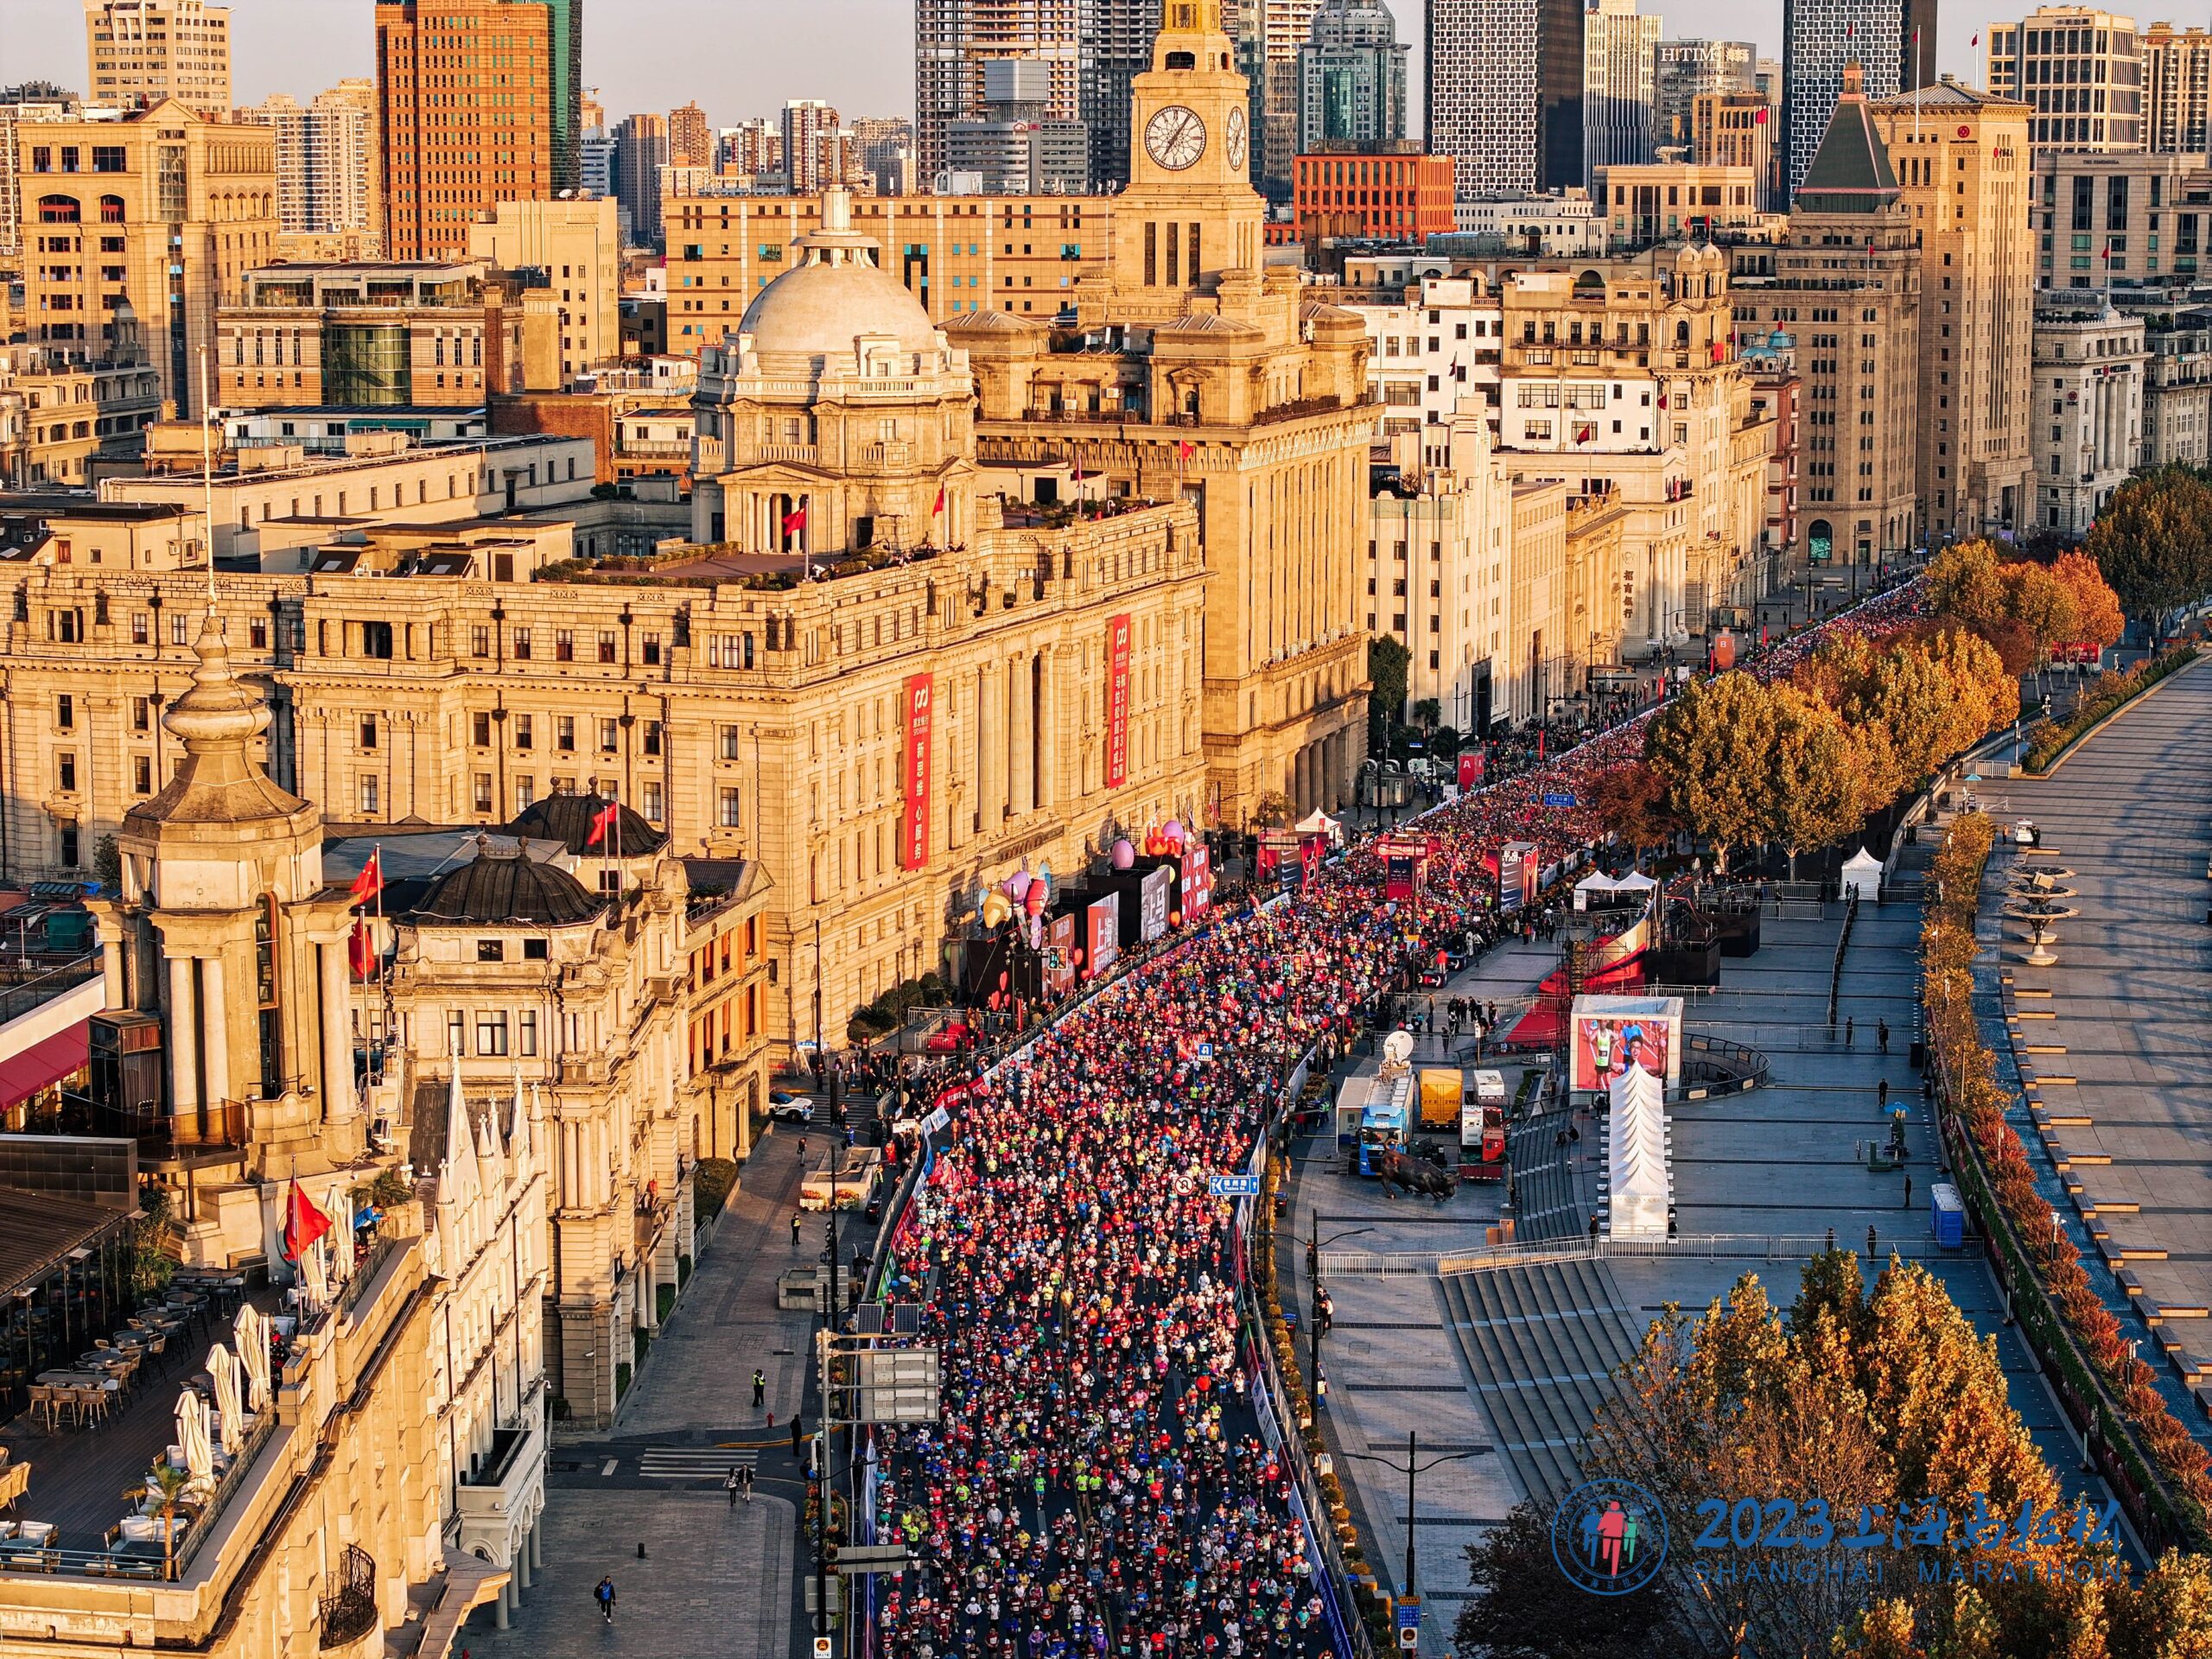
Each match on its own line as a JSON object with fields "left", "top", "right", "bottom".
{"left": 1113, "top": 0, "right": 1263, "bottom": 291}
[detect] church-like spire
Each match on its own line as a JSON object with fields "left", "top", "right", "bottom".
{"left": 132, "top": 608, "right": 309, "bottom": 830}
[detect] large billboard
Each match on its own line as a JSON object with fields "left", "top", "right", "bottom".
{"left": 1179, "top": 844, "right": 1212, "bottom": 918}
{"left": 899, "top": 673, "right": 933, "bottom": 868}
{"left": 1085, "top": 893, "right": 1121, "bottom": 978}
{"left": 1137, "top": 864, "right": 1172, "bottom": 941}
{"left": 1045, "top": 912, "right": 1077, "bottom": 996}
{"left": 1499, "top": 840, "right": 1538, "bottom": 913}
{"left": 1104, "top": 613, "right": 1133, "bottom": 789}
{"left": 1569, "top": 994, "right": 1684, "bottom": 1092}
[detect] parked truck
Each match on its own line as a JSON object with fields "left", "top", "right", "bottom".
{"left": 1418, "top": 1067, "right": 1464, "bottom": 1132}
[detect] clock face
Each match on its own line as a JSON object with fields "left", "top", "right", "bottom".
{"left": 1145, "top": 105, "right": 1207, "bottom": 171}
{"left": 1225, "top": 105, "right": 1248, "bottom": 171}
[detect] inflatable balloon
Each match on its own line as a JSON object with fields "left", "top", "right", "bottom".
{"left": 1024, "top": 882, "right": 1047, "bottom": 917}
{"left": 1111, "top": 838, "right": 1135, "bottom": 870}
{"left": 982, "top": 891, "right": 1014, "bottom": 928}
{"left": 1163, "top": 819, "right": 1185, "bottom": 844}
{"left": 1169, "top": 909, "right": 1181, "bottom": 929}
{"left": 1008, "top": 869, "right": 1033, "bottom": 900}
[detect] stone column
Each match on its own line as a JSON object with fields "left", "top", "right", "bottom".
{"left": 1010, "top": 654, "right": 1036, "bottom": 818}
{"left": 1036, "top": 647, "right": 1059, "bottom": 817}
{"left": 199, "top": 954, "right": 229, "bottom": 1111}
{"left": 101, "top": 938, "right": 124, "bottom": 1007}
{"left": 978, "top": 664, "right": 1006, "bottom": 831}
{"left": 321, "top": 941, "right": 355, "bottom": 1124}
{"left": 167, "top": 955, "right": 199, "bottom": 1117}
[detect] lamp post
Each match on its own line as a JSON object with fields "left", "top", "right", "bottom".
{"left": 1306, "top": 1214, "right": 1373, "bottom": 1402}
{"left": 1344, "top": 1429, "right": 1489, "bottom": 1599}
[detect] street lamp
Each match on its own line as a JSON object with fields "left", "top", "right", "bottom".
{"left": 1343, "top": 1429, "right": 1490, "bottom": 1599}
{"left": 1306, "top": 1214, "right": 1373, "bottom": 1403}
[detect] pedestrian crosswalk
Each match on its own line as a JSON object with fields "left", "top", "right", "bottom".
{"left": 636, "top": 1446, "right": 760, "bottom": 1481}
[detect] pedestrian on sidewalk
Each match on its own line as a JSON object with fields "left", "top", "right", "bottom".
{"left": 1878, "top": 1020, "right": 1891, "bottom": 1054}
{"left": 726, "top": 1466, "right": 743, "bottom": 1510}
{"left": 752, "top": 1369, "right": 766, "bottom": 1408}
{"left": 797, "top": 1135, "right": 808, "bottom": 1162}
{"left": 791, "top": 1212, "right": 801, "bottom": 1249}
{"left": 1878, "top": 1078, "right": 1890, "bottom": 1113}
{"left": 1844, "top": 1016, "right": 1854, "bottom": 1047}
{"left": 791, "top": 1414, "right": 804, "bottom": 1459}
{"left": 594, "top": 1578, "right": 616, "bottom": 1624}
{"left": 1904, "top": 1174, "right": 1913, "bottom": 1211}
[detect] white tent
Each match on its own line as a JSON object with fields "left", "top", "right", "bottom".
{"left": 1613, "top": 871, "right": 1660, "bottom": 894}
{"left": 1294, "top": 810, "right": 1344, "bottom": 847}
{"left": 1606, "top": 1062, "right": 1670, "bottom": 1238}
{"left": 1840, "top": 848, "right": 1883, "bottom": 901}
{"left": 1573, "top": 870, "right": 1620, "bottom": 911}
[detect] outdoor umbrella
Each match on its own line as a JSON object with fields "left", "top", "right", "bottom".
{"left": 207, "top": 1344, "right": 241, "bottom": 1454}
{"left": 299, "top": 1240, "right": 328, "bottom": 1310}
{"left": 175, "top": 1388, "right": 213, "bottom": 1483}
{"left": 232, "top": 1305, "right": 269, "bottom": 1413}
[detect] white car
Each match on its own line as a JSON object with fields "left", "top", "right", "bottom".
{"left": 2013, "top": 820, "right": 2037, "bottom": 845}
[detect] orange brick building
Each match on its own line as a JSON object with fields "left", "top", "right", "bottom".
{"left": 1277, "top": 149, "right": 1454, "bottom": 245}
{"left": 375, "top": 0, "right": 555, "bottom": 260}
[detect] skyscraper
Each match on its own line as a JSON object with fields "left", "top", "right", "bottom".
{"left": 1780, "top": 0, "right": 1928, "bottom": 202}
{"left": 782, "top": 100, "right": 842, "bottom": 194}
{"left": 1584, "top": 0, "right": 1662, "bottom": 177}
{"left": 612, "top": 111, "right": 669, "bottom": 247}
{"left": 669, "top": 101, "right": 711, "bottom": 168}
{"left": 1427, "top": 0, "right": 1589, "bottom": 194}
{"left": 1985, "top": 8, "right": 2142, "bottom": 151}
{"left": 1080, "top": 0, "right": 1160, "bottom": 187}
{"left": 245, "top": 81, "right": 379, "bottom": 245}
{"left": 83, "top": 0, "right": 231, "bottom": 115}
{"left": 1254, "top": 0, "right": 1325, "bottom": 195}
{"left": 2143, "top": 22, "right": 2212, "bottom": 154}
{"left": 916, "top": 0, "right": 1082, "bottom": 181}
{"left": 535, "top": 0, "right": 583, "bottom": 193}
{"left": 1654, "top": 38, "right": 1755, "bottom": 150}
{"left": 1296, "top": 0, "right": 1409, "bottom": 153}
{"left": 376, "top": 0, "right": 556, "bottom": 261}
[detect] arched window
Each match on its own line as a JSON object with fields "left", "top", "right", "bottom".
{"left": 99, "top": 194, "right": 125, "bottom": 224}
{"left": 37, "top": 194, "right": 80, "bottom": 224}
{"left": 255, "top": 895, "right": 284, "bottom": 1098}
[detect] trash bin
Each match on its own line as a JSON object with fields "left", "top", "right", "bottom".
{"left": 1909, "top": 1038, "right": 1926, "bottom": 1070}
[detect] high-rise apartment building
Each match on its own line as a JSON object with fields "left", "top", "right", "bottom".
{"left": 245, "top": 81, "right": 378, "bottom": 247}
{"left": 1654, "top": 38, "right": 1755, "bottom": 150}
{"left": 1248, "top": 0, "right": 1325, "bottom": 195}
{"left": 376, "top": 0, "right": 556, "bottom": 261}
{"left": 1985, "top": 8, "right": 2143, "bottom": 151}
{"left": 2030, "top": 150, "right": 2209, "bottom": 289}
{"left": 467, "top": 195, "right": 621, "bottom": 381}
{"left": 2141, "top": 22, "right": 2210, "bottom": 152}
{"left": 781, "top": 99, "right": 842, "bottom": 194}
{"left": 1584, "top": 0, "right": 1663, "bottom": 179}
{"left": 1080, "top": 0, "right": 1160, "bottom": 187}
{"left": 613, "top": 111, "right": 670, "bottom": 246}
{"left": 83, "top": 0, "right": 232, "bottom": 115}
{"left": 13, "top": 99, "right": 276, "bottom": 415}
{"left": 1869, "top": 78, "right": 2036, "bottom": 538}
{"left": 916, "top": 0, "right": 1082, "bottom": 181}
{"left": 1693, "top": 91, "right": 1776, "bottom": 203}
{"left": 669, "top": 101, "right": 712, "bottom": 168}
{"left": 0, "top": 84, "right": 80, "bottom": 262}
{"left": 946, "top": 61, "right": 1090, "bottom": 193}
{"left": 1427, "top": 0, "right": 1590, "bottom": 195}
{"left": 1296, "top": 0, "right": 1410, "bottom": 152}
{"left": 721, "top": 118, "right": 782, "bottom": 178}
{"left": 1734, "top": 62, "right": 1921, "bottom": 566}
{"left": 849, "top": 115, "right": 918, "bottom": 193}
{"left": 1780, "top": 0, "right": 1936, "bottom": 201}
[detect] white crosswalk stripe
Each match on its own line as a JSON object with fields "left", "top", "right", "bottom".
{"left": 637, "top": 1446, "right": 760, "bottom": 1479}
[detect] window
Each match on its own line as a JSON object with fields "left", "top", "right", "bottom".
{"left": 597, "top": 630, "right": 617, "bottom": 663}
{"left": 719, "top": 786, "right": 743, "bottom": 828}
{"left": 642, "top": 721, "right": 663, "bottom": 756}
{"left": 556, "top": 716, "right": 575, "bottom": 753}
{"left": 641, "top": 632, "right": 662, "bottom": 665}
{"left": 471, "top": 625, "right": 491, "bottom": 658}
{"left": 132, "top": 696, "right": 149, "bottom": 731}
{"left": 515, "top": 714, "right": 534, "bottom": 751}
{"left": 55, "top": 695, "right": 73, "bottom": 731}
{"left": 473, "top": 773, "right": 493, "bottom": 813}
{"left": 477, "top": 938, "right": 505, "bottom": 963}
{"left": 134, "top": 755, "right": 152, "bottom": 794}
{"left": 359, "top": 716, "right": 378, "bottom": 751}
{"left": 255, "top": 896, "right": 283, "bottom": 1097}
{"left": 595, "top": 718, "right": 617, "bottom": 752}
{"left": 475, "top": 1010, "right": 509, "bottom": 1057}
{"left": 643, "top": 782, "right": 664, "bottom": 821}
{"left": 473, "top": 712, "right": 493, "bottom": 747}
{"left": 518, "top": 1010, "right": 538, "bottom": 1057}
{"left": 358, "top": 775, "right": 379, "bottom": 815}
{"left": 58, "top": 825, "right": 79, "bottom": 868}
{"left": 512, "top": 628, "right": 532, "bottom": 660}
{"left": 523, "top": 938, "right": 549, "bottom": 962}
{"left": 555, "top": 629, "right": 575, "bottom": 662}
{"left": 514, "top": 777, "right": 536, "bottom": 811}
{"left": 719, "top": 724, "right": 742, "bottom": 760}
{"left": 131, "top": 613, "right": 149, "bottom": 645}
{"left": 448, "top": 1010, "right": 467, "bottom": 1058}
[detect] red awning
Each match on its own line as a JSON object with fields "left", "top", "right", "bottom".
{"left": 0, "top": 1023, "right": 90, "bottom": 1110}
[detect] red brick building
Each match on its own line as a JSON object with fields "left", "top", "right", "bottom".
{"left": 1279, "top": 150, "right": 1455, "bottom": 245}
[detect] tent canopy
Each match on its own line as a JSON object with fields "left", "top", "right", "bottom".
{"left": 1575, "top": 871, "right": 1621, "bottom": 893}
{"left": 1840, "top": 847, "right": 1883, "bottom": 899}
{"left": 1606, "top": 1062, "right": 1669, "bottom": 1239}
{"left": 1613, "top": 871, "right": 1659, "bottom": 892}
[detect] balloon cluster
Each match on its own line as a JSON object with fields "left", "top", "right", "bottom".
{"left": 1142, "top": 818, "right": 1189, "bottom": 859}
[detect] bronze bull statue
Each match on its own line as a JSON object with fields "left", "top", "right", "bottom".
{"left": 1374, "top": 1147, "right": 1457, "bottom": 1203}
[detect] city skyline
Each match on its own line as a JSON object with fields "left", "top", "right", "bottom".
{"left": 9, "top": 0, "right": 1999, "bottom": 135}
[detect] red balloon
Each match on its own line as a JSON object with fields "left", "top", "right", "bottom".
{"left": 998, "top": 970, "right": 1009, "bottom": 990}
{"left": 1073, "top": 948, "right": 1086, "bottom": 967}
{"left": 1169, "top": 910, "right": 1181, "bottom": 928}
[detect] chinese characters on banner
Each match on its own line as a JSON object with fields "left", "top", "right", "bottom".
{"left": 899, "top": 673, "right": 933, "bottom": 868}
{"left": 1104, "top": 613, "right": 1133, "bottom": 789}
{"left": 1085, "top": 893, "right": 1121, "bottom": 977}
{"left": 1458, "top": 751, "right": 1484, "bottom": 791}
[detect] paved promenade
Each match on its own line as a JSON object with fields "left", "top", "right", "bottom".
{"left": 1982, "top": 662, "right": 2212, "bottom": 1422}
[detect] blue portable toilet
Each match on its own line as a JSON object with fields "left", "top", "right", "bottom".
{"left": 1929, "top": 1181, "right": 1965, "bottom": 1249}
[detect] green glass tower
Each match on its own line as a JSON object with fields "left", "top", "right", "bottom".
{"left": 529, "top": 0, "right": 583, "bottom": 193}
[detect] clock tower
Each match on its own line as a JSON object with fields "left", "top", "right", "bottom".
{"left": 1111, "top": 0, "right": 1266, "bottom": 293}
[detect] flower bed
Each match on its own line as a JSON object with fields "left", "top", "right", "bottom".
{"left": 2019, "top": 645, "right": 2199, "bottom": 772}
{"left": 1923, "top": 814, "right": 2211, "bottom": 1545}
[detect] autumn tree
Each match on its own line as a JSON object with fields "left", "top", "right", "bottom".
{"left": 1926, "top": 539, "right": 2012, "bottom": 635}
{"left": 1586, "top": 759, "right": 1683, "bottom": 856}
{"left": 1452, "top": 1501, "right": 1689, "bottom": 1659}
{"left": 1763, "top": 684, "right": 1873, "bottom": 877}
{"left": 1641, "top": 671, "right": 1777, "bottom": 871}
{"left": 2050, "top": 550, "right": 2125, "bottom": 652}
{"left": 2087, "top": 465, "right": 2212, "bottom": 632}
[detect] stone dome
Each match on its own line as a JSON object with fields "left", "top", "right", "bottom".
{"left": 739, "top": 188, "right": 943, "bottom": 366}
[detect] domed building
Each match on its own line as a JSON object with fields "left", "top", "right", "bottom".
{"left": 690, "top": 189, "right": 981, "bottom": 558}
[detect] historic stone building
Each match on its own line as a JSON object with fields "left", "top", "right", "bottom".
{"left": 952, "top": 0, "right": 1373, "bottom": 823}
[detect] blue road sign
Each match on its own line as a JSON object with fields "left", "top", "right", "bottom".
{"left": 1208, "top": 1174, "right": 1262, "bottom": 1198}
{"left": 1542, "top": 791, "right": 1577, "bottom": 807}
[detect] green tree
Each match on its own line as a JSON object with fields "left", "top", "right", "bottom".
{"left": 1368, "top": 635, "right": 1410, "bottom": 757}
{"left": 1642, "top": 671, "right": 1777, "bottom": 871}
{"left": 2087, "top": 465, "right": 2212, "bottom": 632}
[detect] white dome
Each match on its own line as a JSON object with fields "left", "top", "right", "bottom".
{"left": 738, "top": 189, "right": 942, "bottom": 365}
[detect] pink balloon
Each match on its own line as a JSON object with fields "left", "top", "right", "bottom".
{"left": 1008, "top": 870, "right": 1033, "bottom": 900}
{"left": 1111, "top": 838, "right": 1135, "bottom": 870}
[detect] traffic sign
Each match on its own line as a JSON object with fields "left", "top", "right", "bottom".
{"left": 1208, "top": 1173, "right": 1262, "bottom": 1198}
{"left": 814, "top": 1641, "right": 834, "bottom": 1659}
{"left": 1397, "top": 1600, "right": 1421, "bottom": 1649}
{"left": 1541, "top": 791, "right": 1577, "bottom": 807}
{"left": 833, "top": 1545, "right": 912, "bottom": 1574}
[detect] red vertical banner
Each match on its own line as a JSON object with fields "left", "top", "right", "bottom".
{"left": 1104, "top": 613, "right": 1133, "bottom": 789}
{"left": 899, "top": 672, "right": 933, "bottom": 868}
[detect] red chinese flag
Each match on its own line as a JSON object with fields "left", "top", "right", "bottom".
{"left": 346, "top": 918, "right": 374, "bottom": 979}
{"left": 1178, "top": 440, "right": 1194, "bottom": 462}
{"left": 931, "top": 485, "right": 946, "bottom": 516}
{"left": 781, "top": 505, "right": 806, "bottom": 535}
{"left": 348, "top": 849, "right": 382, "bottom": 905}
{"left": 1753, "top": 105, "right": 1769, "bottom": 124}
{"left": 281, "top": 1179, "right": 332, "bottom": 1262}
{"left": 586, "top": 799, "right": 621, "bottom": 848}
